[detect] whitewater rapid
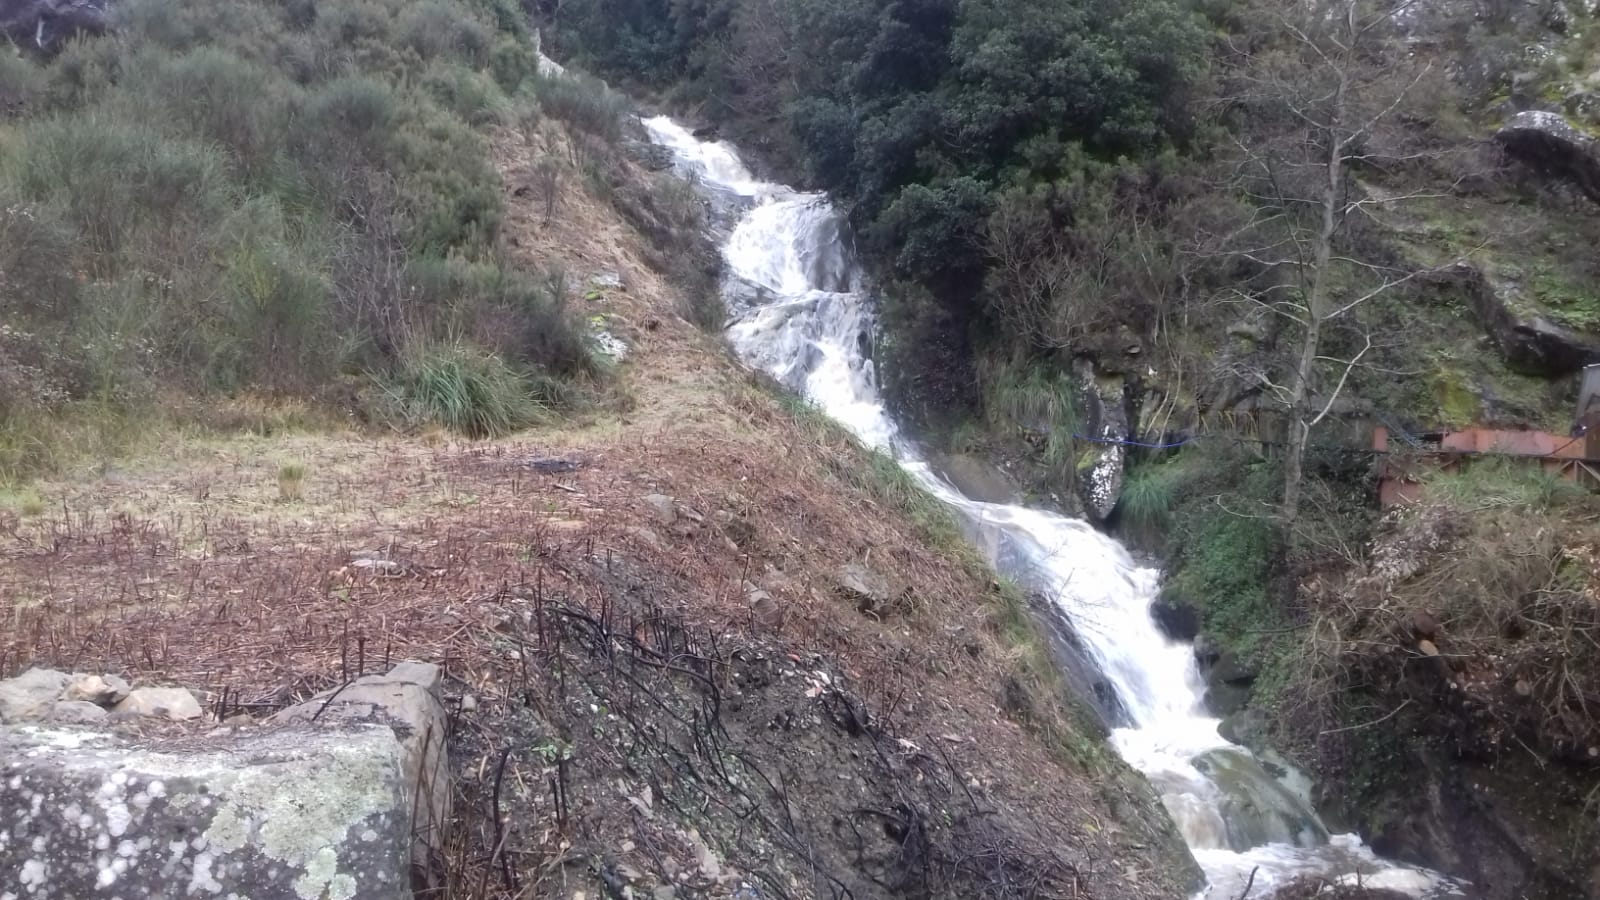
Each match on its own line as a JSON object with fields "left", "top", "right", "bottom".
{"left": 642, "top": 115, "right": 1459, "bottom": 899}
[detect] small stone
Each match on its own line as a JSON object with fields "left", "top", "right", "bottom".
{"left": 629, "top": 527, "right": 665, "bottom": 550}
{"left": 641, "top": 494, "right": 677, "bottom": 526}
{"left": 620, "top": 840, "right": 636, "bottom": 852}
{"left": 114, "top": 687, "right": 203, "bottom": 720}
{"left": 223, "top": 713, "right": 255, "bottom": 726}
{"left": 1417, "top": 639, "right": 1440, "bottom": 657}
{"left": 1514, "top": 679, "right": 1533, "bottom": 697}
{"left": 48, "top": 700, "right": 110, "bottom": 724}
{"left": 835, "top": 563, "right": 895, "bottom": 611}
{"left": 65, "top": 673, "right": 130, "bottom": 707}
{"left": 653, "top": 888, "right": 676, "bottom": 900}
{"left": 460, "top": 695, "right": 478, "bottom": 712}
{"left": 0, "top": 668, "right": 71, "bottom": 720}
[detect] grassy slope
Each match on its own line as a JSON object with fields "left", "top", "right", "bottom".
{"left": 0, "top": 70, "right": 1199, "bottom": 900}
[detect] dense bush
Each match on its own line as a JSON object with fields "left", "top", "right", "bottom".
{"left": 0, "top": 0, "right": 594, "bottom": 478}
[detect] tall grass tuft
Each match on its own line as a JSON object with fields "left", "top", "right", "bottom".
{"left": 1116, "top": 458, "right": 1185, "bottom": 542}
{"left": 979, "top": 353, "right": 1081, "bottom": 476}
{"left": 388, "top": 342, "right": 545, "bottom": 438}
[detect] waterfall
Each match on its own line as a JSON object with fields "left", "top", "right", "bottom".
{"left": 641, "top": 114, "right": 1461, "bottom": 900}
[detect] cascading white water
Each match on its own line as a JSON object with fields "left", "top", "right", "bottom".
{"left": 643, "top": 114, "right": 1460, "bottom": 899}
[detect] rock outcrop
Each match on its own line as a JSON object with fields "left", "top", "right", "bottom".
{"left": 1073, "top": 358, "right": 1130, "bottom": 523}
{"left": 1495, "top": 110, "right": 1600, "bottom": 204}
{"left": 0, "top": 724, "right": 412, "bottom": 899}
{"left": 0, "top": 0, "right": 109, "bottom": 52}
{"left": 1428, "top": 262, "right": 1600, "bottom": 376}
{"left": 0, "top": 661, "right": 451, "bottom": 896}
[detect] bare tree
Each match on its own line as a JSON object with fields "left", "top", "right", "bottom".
{"left": 1219, "top": 0, "right": 1466, "bottom": 525}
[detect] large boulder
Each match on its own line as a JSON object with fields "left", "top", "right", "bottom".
{"left": 1495, "top": 110, "right": 1600, "bottom": 204}
{"left": 1149, "top": 590, "right": 1200, "bottom": 642}
{"left": 1203, "top": 650, "right": 1258, "bottom": 716}
{"left": 1073, "top": 358, "right": 1129, "bottom": 523}
{"left": 0, "top": 723, "right": 411, "bottom": 898}
{"left": 269, "top": 661, "right": 450, "bottom": 879}
{"left": 0, "top": 0, "right": 110, "bottom": 52}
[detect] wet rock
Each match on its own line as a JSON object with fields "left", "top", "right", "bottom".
{"left": 0, "top": 667, "right": 70, "bottom": 720}
{"left": 0, "top": 723, "right": 410, "bottom": 898}
{"left": 622, "top": 138, "right": 676, "bottom": 172}
{"left": 1209, "top": 651, "right": 1257, "bottom": 685}
{"left": 1205, "top": 681, "right": 1254, "bottom": 717}
{"left": 1204, "top": 650, "right": 1258, "bottom": 716}
{"left": 1193, "top": 747, "right": 1329, "bottom": 850}
{"left": 268, "top": 661, "right": 449, "bottom": 878}
{"left": 1218, "top": 708, "right": 1268, "bottom": 748}
{"left": 1496, "top": 110, "right": 1600, "bottom": 204}
{"left": 641, "top": 493, "right": 677, "bottom": 526}
{"left": 929, "top": 452, "right": 1018, "bottom": 504}
{"left": 1073, "top": 359, "right": 1129, "bottom": 523}
{"left": 114, "top": 686, "right": 203, "bottom": 721}
{"left": 1149, "top": 591, "right": 1200, "bottom": 642}
{"left": 0, "top": 0, "right": 111, "bottom": 53}
{"left": 64, "top": 673, "right": 130, "bottom": 707}
{"left": 1192, "top": 634, "right": 1222, "bottom": 669}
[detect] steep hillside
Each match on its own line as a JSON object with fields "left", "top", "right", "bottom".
{"left": 544, "top": 0, "right": 1600, "bottom": 896}
{"left": 0, "top": 3, "right": 1203, "bottom": 896}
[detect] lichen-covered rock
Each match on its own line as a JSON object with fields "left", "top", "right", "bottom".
{"left": 64, "top": 673, "right": 130, "bottom": 706}
{"left": 0, "top": 668, "right": 70, "bottom": 721}
{"left": 47, "top": 700, "right": 109, "bottom": 724}
{"left": 269, "top": 661, "right": 449, "bottom": 882}
{"left": 0, "top": 724, "right": 410, "bottom": 899}
{"left": 113, "top": 686, "right": 203, "bottom": 720}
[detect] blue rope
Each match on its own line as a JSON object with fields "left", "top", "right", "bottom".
{"left": 1072, "top": 433, "right": 1192, "bottom": 449}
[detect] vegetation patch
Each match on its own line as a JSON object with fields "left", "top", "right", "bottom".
{"left": 0, "top": 0, "right": 597, "bottom": 481}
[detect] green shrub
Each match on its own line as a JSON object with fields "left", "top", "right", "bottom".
{"left": 532, "top": 72, "right": 630, "bottom": 141}
{"left": 0, "top": 198, "right": 78, "bottom": 320}
{"left": 399, "top": 1, "right": 492, "bottom": 66}
{"left": 387, "top": 341, "right": 545, "bottom": 437}
{"left": 125, "top": 47, "right": 292, "bottom": 176}
{"left": 421, "top": 63, "right": 512, "bottom": 126}
{"left": 1161, "top": 444, "right": 1284, "bottom": 658}
{"left": 1116, "top": 458, "right": 1184, "bottom": 542}
{"left": 0, "top": 0, "right": 593, "bottom": 477}
{"left": 0, "top": 51, "right": 46, "bottom": 116}
{"left": 1422, "top": 456, "right": 1590, "bottom": 510}
{"left": 3, "top": 114, "right": 232, "bottom": 265}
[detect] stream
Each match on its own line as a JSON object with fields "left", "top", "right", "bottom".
{"left": 640, "top": 115, "right": 1461, "bottom": 899}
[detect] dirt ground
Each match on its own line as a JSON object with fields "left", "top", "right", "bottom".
{"left": 0, "top": 119, "right": 1197, "bottom": 900}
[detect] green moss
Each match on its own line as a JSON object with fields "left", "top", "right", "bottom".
{"left": 1431, "top": 363, "right": 1480, "bottom": 427}
{"left": 1160, "top": 446, "right": 1285, "bottom": 661}
{"left": 1531, "top": 265, "right": 1600, "bottom": 332}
